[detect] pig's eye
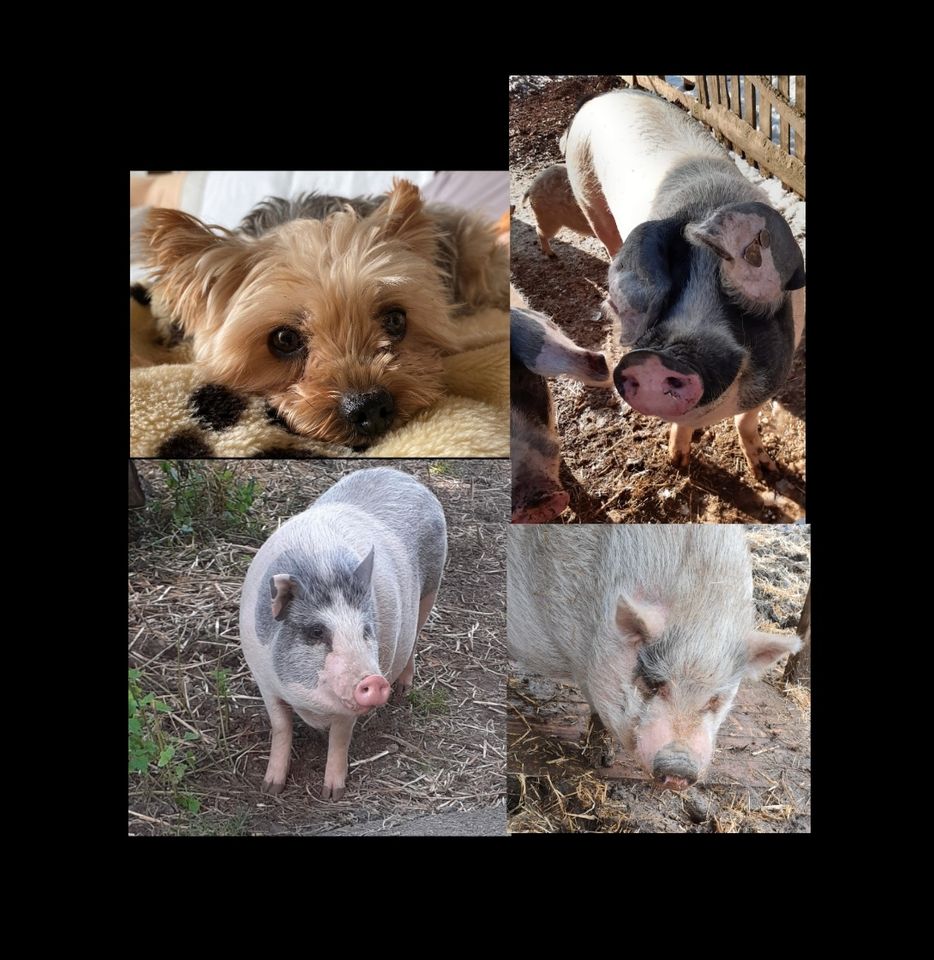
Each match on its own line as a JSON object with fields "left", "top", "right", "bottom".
{"left": 704, "top": 695, "right": 721, "bottom": 712}
{"left": 304, "top": 624, "right": 328, "bottom": 644}
{"left": 644, "top": 678, "right": 666, "bottom": 698}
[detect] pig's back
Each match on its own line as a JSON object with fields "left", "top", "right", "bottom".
{"left": 508, "top": 525, "right": 753, "bottom": 679}
{"left": 317, "top": 468, "right": 447, "bottom": 597}
{"left": 566, "top": 89, "right": 730, "bottom": 240}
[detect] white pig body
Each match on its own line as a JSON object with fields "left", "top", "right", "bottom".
{"left": 508, "top": 525, "right": 800, "bottom": 788}
{"left": 240, "top": 467, "right": 446, "bottom": 798}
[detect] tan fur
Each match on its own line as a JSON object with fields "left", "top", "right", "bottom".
{"left": 139, "top": 179, "right": 470, "bottom": 446}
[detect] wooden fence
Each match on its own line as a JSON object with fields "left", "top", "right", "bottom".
{"left": 621, "top": 75, "right": 806, "bottom": 198}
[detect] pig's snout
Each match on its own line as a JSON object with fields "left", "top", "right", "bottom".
{"left": 353, "top": 675, "right": 391, "bottom": 709}
{"left": 652, "top": 745, "right": 699, "bottom": 791}
{"left": 614, "top": 351, "right": 703, "bottom": 419}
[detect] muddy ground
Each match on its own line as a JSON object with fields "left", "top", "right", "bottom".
{"left": 128, "top": 459, "right": 508, "bottom": 836}
{"left": 508, "top": 525, "right": 811, "bottom": 833}
{"left": 510, "top": 76, "right": 806, "bottom": 524}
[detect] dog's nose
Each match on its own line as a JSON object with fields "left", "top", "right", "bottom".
{"left": 340, "top": 389, "right": 395, "bottom": 437}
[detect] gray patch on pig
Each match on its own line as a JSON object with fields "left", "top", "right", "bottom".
{"left": 654, "top": 157, "right": 762, "bottom": 224}
{"left": 258, "top": 546, "right": 378, "bottom": 689}
{"left": 510, "top": 309, "right": 546, "bottom": 368}
{"left": 316, "top": 467, "right": 447, "bottom": 600}
{"left": 636, "top": 623, "right": 747, "bottom": 694}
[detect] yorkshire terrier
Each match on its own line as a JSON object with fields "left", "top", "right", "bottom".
{"left": 140, "top": 179, "right": 507, "bottom": 448}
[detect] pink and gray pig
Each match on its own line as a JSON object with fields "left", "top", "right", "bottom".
{"left": 564, "top": 89, "right": 806, "bottom": 477}
{"left": 239, "top": 467, "right": 446, "bottom": 800}
{"left": 507, "top": 525, "right": 800, "bottom": 789}
{"left": 511, "top": 306, "right": 610, "bottom": 523}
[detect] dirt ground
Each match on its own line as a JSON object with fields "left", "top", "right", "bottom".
{"left": 128, "top": 459, "right": 507, "bottom": 836}
{"left": 510, "top": 76, "right": 806, "bottom": 524}
{"left": 507, "top": 525, "right": 811, "bottom": 833}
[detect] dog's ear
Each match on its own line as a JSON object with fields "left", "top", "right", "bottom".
{"left": 431, "top": 208, "right": 509, "bottom": 313}
{"left": 372, "top": 179, "right": 438, "bottom": 261}
{"left": 138, "top": 209, "right": 254, "bottom": 334}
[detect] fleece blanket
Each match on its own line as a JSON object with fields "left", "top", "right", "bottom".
{"left": 129, "top": 298, "right": 509, "bottom": 458}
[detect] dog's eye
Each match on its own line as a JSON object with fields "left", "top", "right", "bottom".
{"left": 269, "top": 326, "right": 306, "bottom": 358}
{"left": 382, "top": 308, "right": 407, "bottom": 340}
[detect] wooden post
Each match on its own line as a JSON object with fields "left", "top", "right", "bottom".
{"left": 731, "top": 75, "right": 743, "bottom": 157}
{"left": 129, "top": 461, "right": 145, "bottom": 508}
{"left": 757, "top": 82, "right": 772, "bottom": 180}
{"left": 795, "top": 75, "right": 806, "bottom": 161}
{"left": 783, "top": 585, "right": 811, "bottom": 686}
{"left": 778, "top": 75, "right": 790, "bottom": 154}
{"left": 743, "top": 76, "right": 756, "bottom": 170}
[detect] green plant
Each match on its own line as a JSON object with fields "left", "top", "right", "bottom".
{"left": 428, "top": 463, "right": 450, "bottom": 476}
{"left": 406, "top": 686, "right": 449, "bottom": 716}
{"left": 158, "top": 461, "right": 258, "bottom": 536}
{"left": 128, "top": 668, "right": 201, "bottom": 812}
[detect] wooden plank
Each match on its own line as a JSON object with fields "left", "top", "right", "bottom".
{"left": 783, "top": 585, "right": 811, "bottom": 686}
{"left": 744, "top": 76, "right": 757, "bottom": 170}
{"left": 795, "top": 75, "right": 806, "bottom": 160}
{"left": 697, "top": 75, "right": 709, "bottom": 108}
{"left": 731, "top": 75, "right": 742, "bottom": 115}
{"left": 731, "top": 75, "right": 744, "bottom": 157}
{"left": 718, "top": 75, "right": 730, "bottom": 109}
{"left": 778, "top": 75, "right": 790, "bottom": 153}
{"left": 748, "top": 74, "right": 804, "bottom": 137}
{"left": 717, "top": 76, "right": 732, "bottom": 147}
{"left": 633, "top": 76, "right": 806, "bottom": 197}
{"left": 708, "top": 74, "right": 720, "bottom": 106}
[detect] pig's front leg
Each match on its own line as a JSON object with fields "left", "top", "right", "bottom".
{"left": 322, "top": 715, "right": 357, "bottom": 801}
{"left": 734, "top": 405, "right": 778, "bottom": 480}
{"left": 261, "top": 695, "right": 294, "bottom": 796}
{"left": 668, "top": 423, "right": 693, "bottom": 469}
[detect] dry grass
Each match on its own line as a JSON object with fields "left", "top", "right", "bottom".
{"left": 128, "top": 459, "right": 508, "bottom": 836}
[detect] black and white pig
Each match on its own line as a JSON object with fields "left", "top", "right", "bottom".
{"left": 507, "top": 525, "right": 800, "bottom": 789}
{"left": 564, "top": 89, "right": 805, "bottom": 477}
{"left": 239, "top": 467, "right": 446, "bottom": 800}
{"left": 511, "top": 305, "right": 610, "bottom": 523}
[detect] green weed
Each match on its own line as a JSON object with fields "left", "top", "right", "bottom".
{"left": 406, "top": 686, "right": 449, "bottom": 716}
{"left": 157, "top": 461, "right": 259, "bottom": 537}
{"left": 128, "top": 668, "right": 201, "bottom": 813}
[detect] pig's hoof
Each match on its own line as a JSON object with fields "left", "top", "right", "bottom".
{"left": 746, "top": 449, "right": 780, "bottom": 481}
{"left": 261, "top": 779, "right": 285, "bottom": 796}
{"left": 321, "top": 782, "right": 345, "bottom": 801}
{"left": 395, "top": 679, "right": 413, "bottom": 699}
{"left": 512, "top": 490, "right": 570, "bottom": 524}
{"left": 669, "top": 451, "right": 691, "bottom": 471}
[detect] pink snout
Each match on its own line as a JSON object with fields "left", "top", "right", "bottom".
{"left": 353, "top": 675, "right": 391, "bottom": 709}
{"left": 614, "top": 352, "right": 703, "bottom": 419}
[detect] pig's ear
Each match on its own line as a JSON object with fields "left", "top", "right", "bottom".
{"left": 610, "top": 218, "right": 682, "bottom": 341}
{"left": 353, "top": 546, "right": 375, "bottom": 592}
{"left": 616, "top": 597, "right": 668, "bottom": 643}
{"left": 744, "top": 630, "right": 802, "bottom": 677}
{"left": 685, "top": 202, "right": 805, "bottom": 311}
{"left": 270, "top": 574, "right": 297, "bottom": 621}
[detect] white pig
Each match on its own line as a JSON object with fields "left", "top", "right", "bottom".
{"left": 508, "top": 525, "right": 800, "bottom": 788}
{"left": 240, "top": 467, "right": 447, "bottom": 800}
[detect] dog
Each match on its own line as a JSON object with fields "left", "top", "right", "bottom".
{"left": 139, "top": 179, "right": 507, "bottom": 448}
